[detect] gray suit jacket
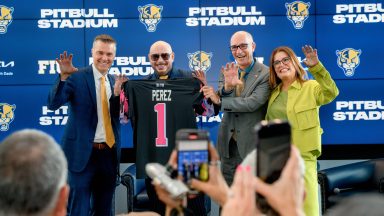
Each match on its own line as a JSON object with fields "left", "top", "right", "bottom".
{"left": 217, "top": 59, "right": 270, "bottom": 159}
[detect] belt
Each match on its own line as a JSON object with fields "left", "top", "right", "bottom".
{"left": 93, "top": 142, "right": 108, "bottom": 150}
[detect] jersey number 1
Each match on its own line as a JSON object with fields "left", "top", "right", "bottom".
{"left": 154, "top": 103, "right": 168, "bottom": 147}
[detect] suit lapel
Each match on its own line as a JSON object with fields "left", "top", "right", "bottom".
{"left": 85, "top": 67, "right": 97, "bottom": 107}
{"left": 108, "top": 74, "right": 115, "bottom": 99}
{"left": 242, "top": 62, "right": 261, "bottom": 96}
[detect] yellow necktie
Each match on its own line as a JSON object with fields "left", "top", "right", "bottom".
{"left": 100, "top": 76, "right": 115, "bottom": 148}
{"left": 235, "top": 71, "right": 246, "bottom": 97}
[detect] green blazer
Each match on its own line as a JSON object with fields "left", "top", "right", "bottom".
{"left": 266, "top": 62, "right": 339, "bottom": 156}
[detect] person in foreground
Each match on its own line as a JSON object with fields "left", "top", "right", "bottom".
{"left": 266, "top": 45, "right": 339, "bottom": 216}
{"left": 154, "top": 144, "right": 305, "bottom": 216}
{"left": 0, "top": 129, "right": 69, "bottom": 216}
{"left": 48, "top": 34, "right": 121, "bottom": 215}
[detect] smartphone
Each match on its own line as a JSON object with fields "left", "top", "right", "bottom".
{"left": 176, "top": 129, "right": 209, "bottom": 186}
{"left": 255, "top": 120, "right": 291, "bottom": 213}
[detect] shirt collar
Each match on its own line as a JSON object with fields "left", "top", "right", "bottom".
{"left": 238, "top": 59, "right": 255, "bottom": 74}
{"left": 277, "top": 79, "right": 302, "bottom": 90}
{"left": 92, "top": 64, "right": 108, "bottom": 80}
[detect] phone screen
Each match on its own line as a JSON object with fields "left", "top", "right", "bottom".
{"left": 255, "top": 120, "right": 291, "bottom": 213}
{"left": 177, "top": 140, "right": 209, "bottom": 183}
{"left": 257, "top": 135, "right": 291, "bottom": 183}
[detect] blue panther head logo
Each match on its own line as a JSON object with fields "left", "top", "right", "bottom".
{"left": 138, "top": 4, "right": 163, "bottom": 32}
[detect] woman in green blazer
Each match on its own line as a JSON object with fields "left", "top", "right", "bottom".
{"left": 266, "top": 45, "right": 339, "bottom": 216}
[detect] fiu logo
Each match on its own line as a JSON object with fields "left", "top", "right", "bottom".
{"left": 0, "top": 5, "right": 14, "bottom": 34}
{"left": 0, "top": 103, "right": 16, "bottom": 131}
{"left": 138, "top": 4, "right": 163, "bottom": 32}
{"left": 336, "top": 48, "right": 361, "bottom": 77}
{"left": 285, "top": 1, "right": 310, "bottom": 29}
{"left": 187, "top": 51, "right": 213, "bottom": 72}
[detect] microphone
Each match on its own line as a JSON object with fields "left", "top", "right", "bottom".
{"left": 146, "top": 163, "right": 189, "bottom": 199}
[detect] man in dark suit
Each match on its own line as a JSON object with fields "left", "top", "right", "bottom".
{"left": 201, "top": 31, "right": 270, "bottom": 185}
{"left": 48, "top": 34, "right": 121, "bottom": 216}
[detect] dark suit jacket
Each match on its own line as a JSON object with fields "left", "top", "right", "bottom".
{"left": 48, "top": 66, "right": 121, "bottom": 172}
{"left": 217, "top": 59, "right": 270, "bottom": 159}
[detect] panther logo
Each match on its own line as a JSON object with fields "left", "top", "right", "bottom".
{"left": 285, "top": 1, "right": 311, "bottom": 29}
{"left": 0, "top": 103, "right": 16, "bottom": 131}
{"left": 0, "top": 5, "right": 14, "bottom": 34}
{"left": 187, "top": 51, "right": 213, "bottom": 72}
{"left": 336, "top": 48, "right": 362, "bottom": 77}
{"left": 138, "top": 4, "right": 163, "bottom": 32}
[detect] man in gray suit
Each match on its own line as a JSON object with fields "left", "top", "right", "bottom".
{"left": 201, "top": 31, "right": 270, "bottom": 185}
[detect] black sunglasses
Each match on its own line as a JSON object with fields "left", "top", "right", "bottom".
{"left": 150, "top": 53, "right": 171, "bottom": 61}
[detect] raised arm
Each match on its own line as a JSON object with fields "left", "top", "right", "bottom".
{"left": 56, "top": 51, "right": 78, "bottom": 81}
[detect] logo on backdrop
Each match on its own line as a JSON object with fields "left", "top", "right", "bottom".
{"left": 0, "top": 103, "right": 16, "bottom": 132}
{"left": 285, "top": 1, "right": 311, "bottom": 29}
{"left": 0, "top": 5, "right": 14, "bottom": 34}
{"left": 0, "top": 60, "right": 15, "bottom": 76}
{"left": 89, "top": 56, "right": 154, "bottom": 77}
{"left": 336, "top": 48, "right": 361, "bottom": 77}
{"left": 187, "top": 51, "right": 213, "bottom": 72}
{"left": 186, "top": 6, "right": 265, "bottom": 26}
{"left": 38, "top": 56, "right": 154, "bottom": 77}
{"left": 38, "top": 8, "right": 118, "bottom": 28}
{"left": 38, "top": 60, "right": 60, "bottom": 75}
{"left": 39, "top": 106, "right": 68, "bottom": 126}
{"left": 334, "top": 100, "right": 384, "bottom": 121}
{"left": 334, "top": 3, "right": 384, "bottom": 24}
{"left": 196, "top": 113, "right": 223, "bottom": 126}
{"left": 138, "top": 4, "right": 163, "bottom": 32}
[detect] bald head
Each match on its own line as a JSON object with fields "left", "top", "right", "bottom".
{"left": 149, "top": 41, "right": 173, "bottom": 54}
{"left": 148, "top": 41, "right": 175, "bottom": 76}
{"left": 230, "top": 31, "right": 254, "bottom": 45}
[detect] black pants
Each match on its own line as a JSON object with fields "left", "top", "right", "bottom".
{"left": 221, "top": 137, "right": 243, "bottom": 186}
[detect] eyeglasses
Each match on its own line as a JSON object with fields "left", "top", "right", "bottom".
{"left": 229, "top": 43, "right": 248, "bottom": 52}
{"left": 150, "top": 53, "right": 171, "bottom": 61}
{"left": 273, "top": 57, "right": 291, "bottom": 67}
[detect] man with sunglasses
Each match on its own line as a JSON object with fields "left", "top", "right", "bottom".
{"left": 117, "top": 40, "right": 213, "bottom": 216}
{"left": 146, "top": 41, "right": 195, "bottom": 80}
{"left": 140, "top": 40, "right": 211, "bottom": 215}
{"left": 201, "top": 31, "right": 270, "bottom": 186}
